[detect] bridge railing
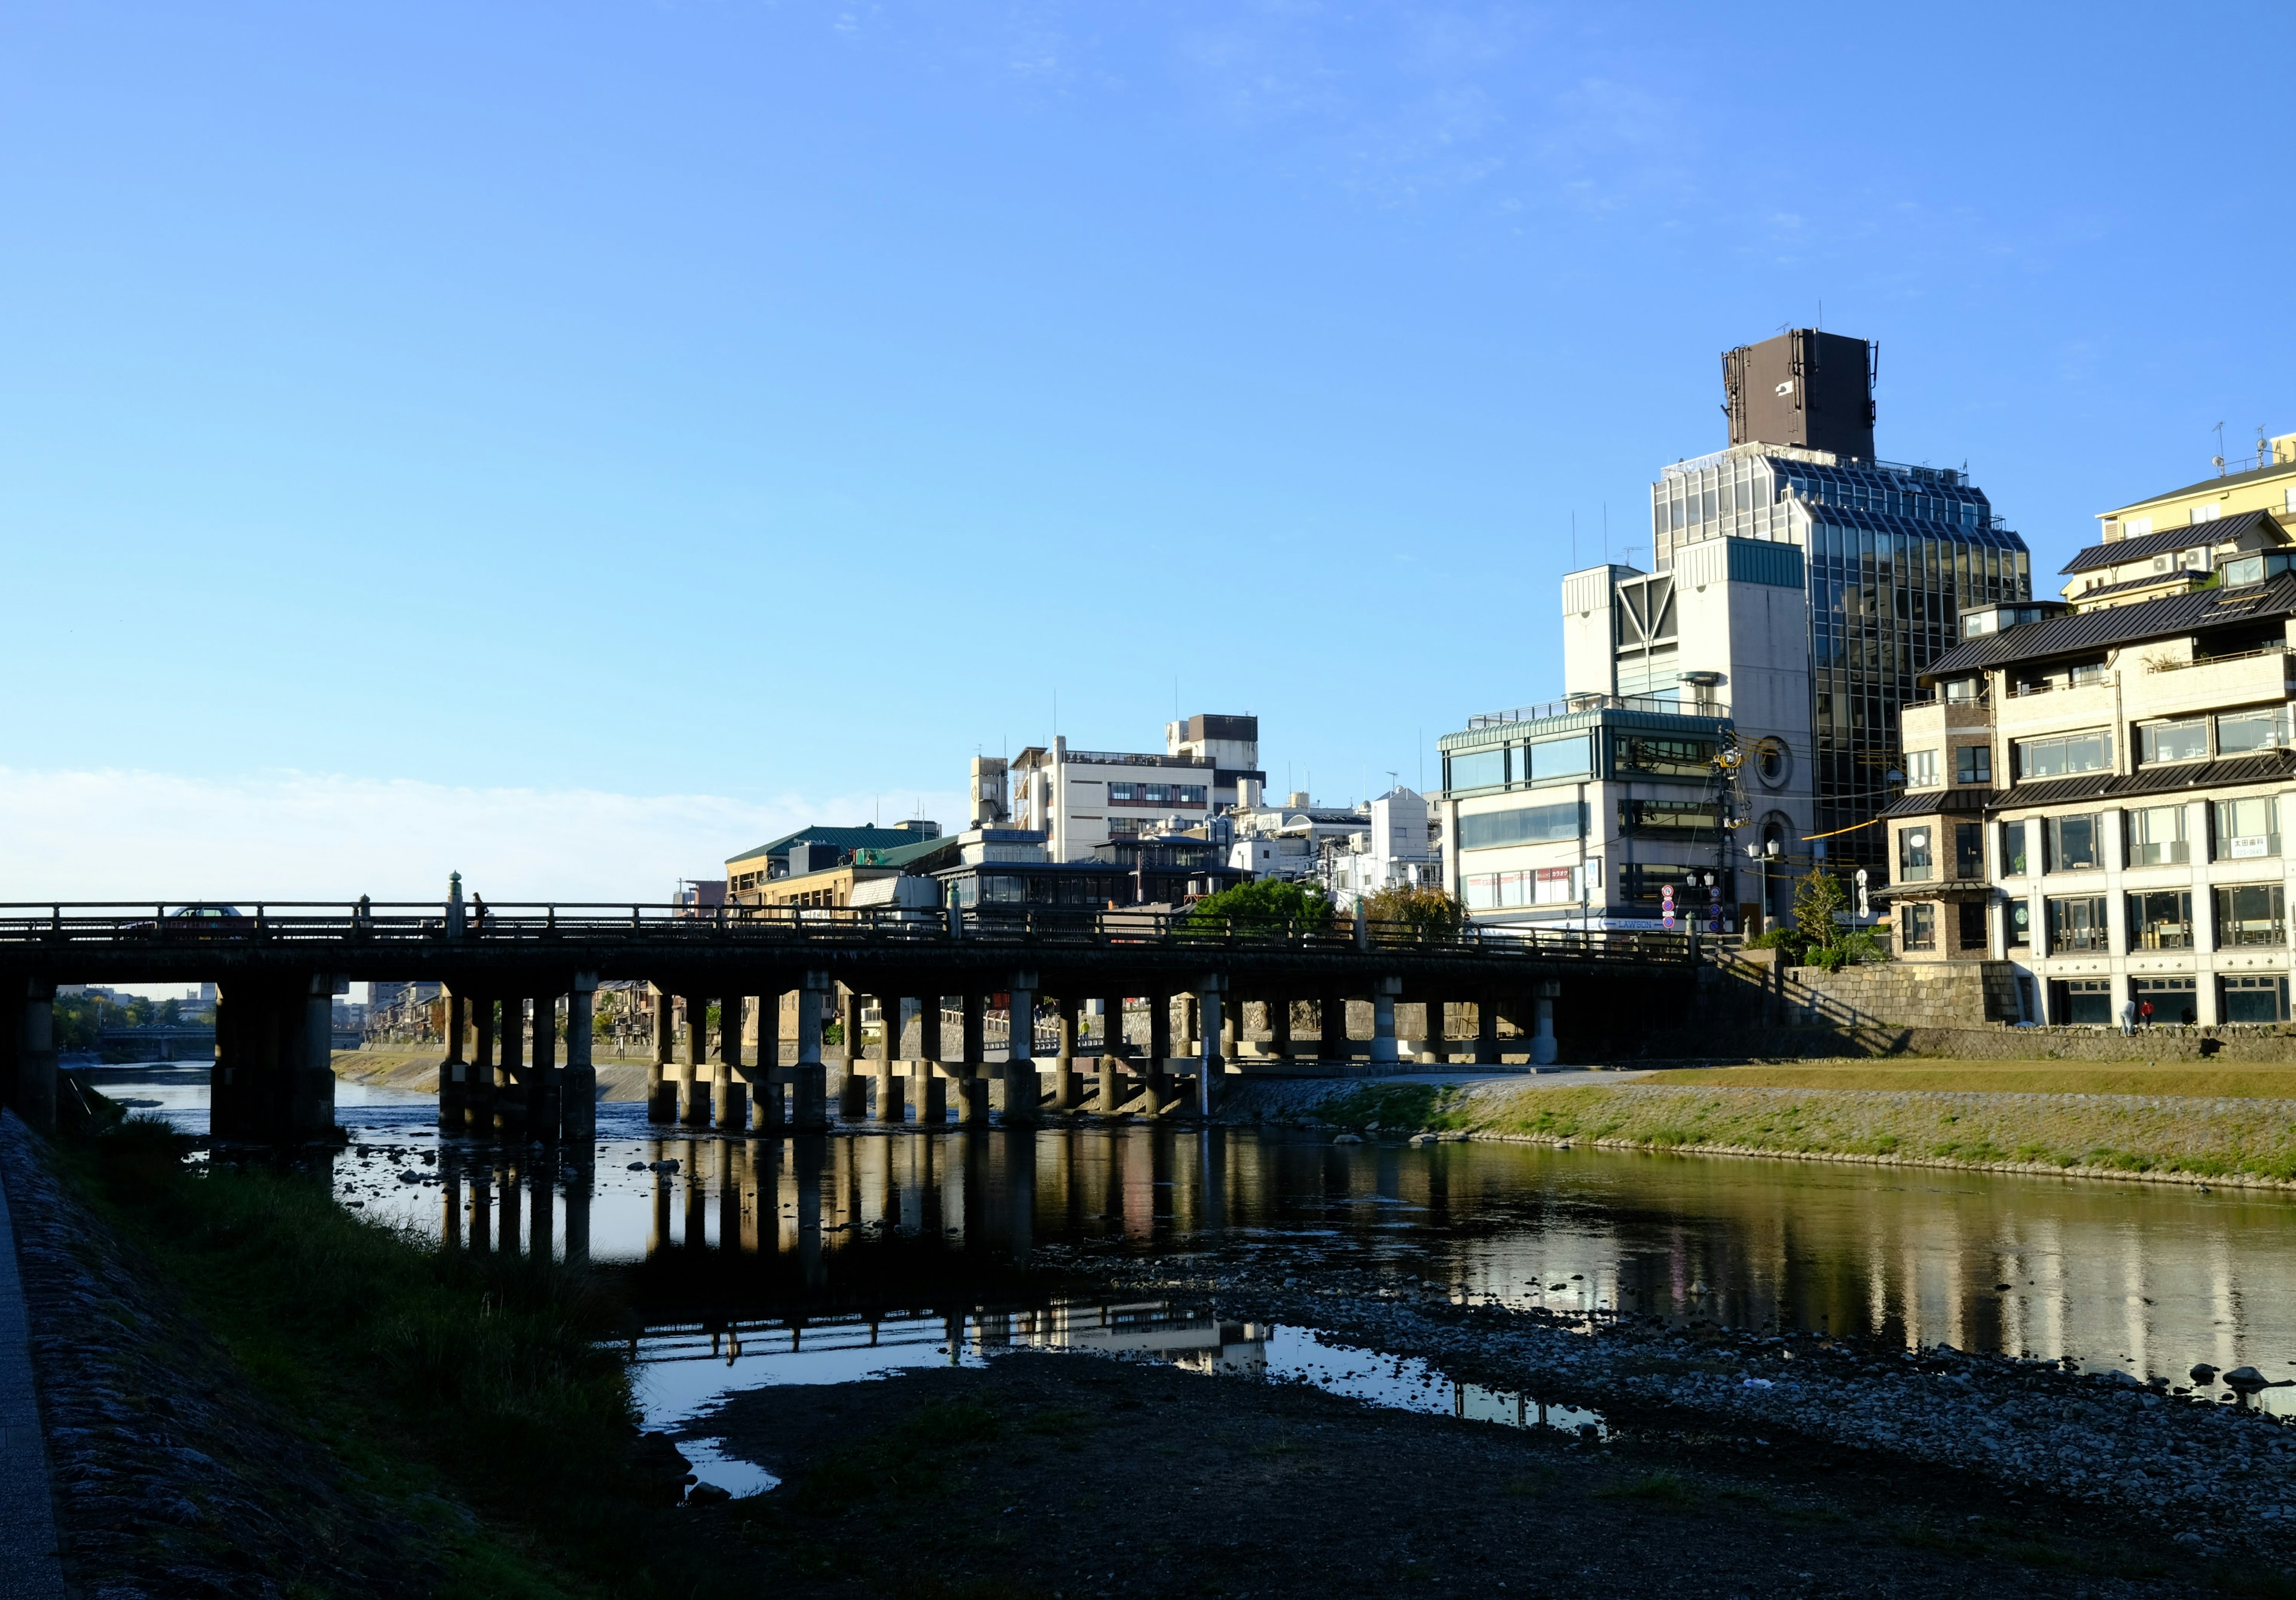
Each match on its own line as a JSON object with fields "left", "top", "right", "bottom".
{"left": 0, "top": 902, "right": 1694, "bottom": 965}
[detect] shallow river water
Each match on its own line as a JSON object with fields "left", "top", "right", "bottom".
{"left": 100, "top": 1065, "right": 2296, "bottom": 1492}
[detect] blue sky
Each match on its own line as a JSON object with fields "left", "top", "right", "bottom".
{"left": 4, "top": 2, "right": 2289, "bottom": 900}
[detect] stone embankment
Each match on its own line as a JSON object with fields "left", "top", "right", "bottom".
{"left": 1079, "top": 1256, "right": 2296, "bottom": 1556}
{"left": 1225, "top": 1077, "right": 2296, "bottom": 1187}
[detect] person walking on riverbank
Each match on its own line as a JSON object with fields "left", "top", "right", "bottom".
{"left": 2120, "top": 999, "right": 2137, "bottom": 1036}
{"left": 2140, "top": 998, "right": 2155, "bottom": 1030}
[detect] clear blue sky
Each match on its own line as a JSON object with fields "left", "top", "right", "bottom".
{"left": 4, "top": 3, "right": 2289, "bottom": 896}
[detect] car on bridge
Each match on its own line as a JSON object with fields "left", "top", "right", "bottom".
{"left": 129, "top": 904, "right": 253, "bottom": 940}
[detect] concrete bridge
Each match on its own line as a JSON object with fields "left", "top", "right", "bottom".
{"left": 0, "top": 899, "right": 1694, "bottom": 1142}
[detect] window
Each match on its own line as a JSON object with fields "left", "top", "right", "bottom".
{"left": 1611, "top": 734, "right": 1717, "bottom": 778}
{"left": 1956, "top": 900, "right": 1987, "bottom": 950}
{"left": 2068, "top": 662, "right": 2106, "bottom": 686}
{"left": 1901, "top": 903, "right": 1937, "bottom": 951}
{"left": 2126, "top": 889, "right": 2193, "bottom": 949}
{"left": 1620, "top": 799, "right": 1721, "bottom": 838}
{"left": 2007, "top": 897, "right": 2031, "bottom": 949}
{"left": 2127, "top": 804, "right": 2190, "bottom": 866}
{"left": 1898, "top": 826, "right": 1934, "bottom": 883}
{"left": 2050, "top": 978, "right": 2114, "bottom": 1026}
{"left": 2190, "top": 503, "right": 2222, "bottom": 524}
{"left": 1446, "top": 749, "right": 1506, "bottom": 792}
{"left": 1459, "top": 801, "right": 1583, "bottom": 849}
{"left": 2214, "top": 883, "right": 2286, "bottom": 947}
{"left": 2016, "top": 731, "right": 2111, "bottom": 780}
{"left": 2221, "top": 975, "right": 2290, "bottom": 1024}
{"left": 2002, "top": 821, "right": 2029, "bottom": 875}
{"left": 1464, "top": 874, "right": 1499, "bottom": 909}
{"left": 1534, "top": 867, "right": 1579, "bottom": 904}
{"left": 2124, "top": 516, "right": 2154, "bottom": 536}
{"left": 2045, "top": 814, "right": 2100, "bottom": 871}
{"left": 1954, "top": 822, "right": 1983, "bottom": 879}
{"left": 1528, "top": 735, "right": 1593, "bottom": 784}
{"left": 2046, "top": 894, "right": 2109, "bottom": 952}
{"left": 1905, "top": 749, "right": 1940, "bottom": 788}
{"left": 1943, "top": 677, "right": 1981, "bottom": 702}
{"left": 2215, "top": 708, "right": 2290, "bottom": 756}
{"left": 2213, "top": 795, "right": 2280, "bottom": 859}
{"left": 1955, "top": 746, "right": 1992, "bottom": 785}
{"left": 1619, "top": 863, "right": 1705, "bottom": 903}
{"left": 2135, "top": 976, "right": 2196, "bottom": 1026}
{"left": 2139, "top": 719, "right": 2208, "bottom": 764}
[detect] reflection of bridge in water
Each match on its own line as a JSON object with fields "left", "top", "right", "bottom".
{"left": 0, "top": 900, "right": 1693, "bottom": 1141}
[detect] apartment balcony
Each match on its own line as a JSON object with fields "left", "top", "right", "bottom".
{"left": 1902, "top": 697, "right": 1994, "bottom": 744}
{"left": 2121, "top": 646, "right": 2296, "bottom": 723}
{"left": 1995, "top": 677, "right": 2120, "bottom": 741}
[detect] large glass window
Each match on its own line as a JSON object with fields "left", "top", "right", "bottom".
{"left": 2221, "top": 975, "right": 2291, "bottom": 1024}
{"left": 2045, "top": 814, "right": 2100, "bottom": 871}
{"left": 1619, "top": 863, "right": 1704, "bottom": 903}
{"left": 2216, "top": 707, "right": 2292, "bottom": 756}
{"left": 2135, "top": 977, "right": 2196, "bottom": 1026}
{"left": 2126, "top": 889, "right": 2193, "bottom": 949}
{"left": 1897, "top": 826, "right": 1934, "bottom": 882}
{"left": 2002, "top": 821, "right": 2029, "bottom": 875}
{"left": 2139, "top": 719, "right": 2208, "bottom": 764}
{"left": 1901, "top": 903, "right": 1937, "bottom": 951}
{"left": 1446, "top": 749, "right": 1506, "bottom": 792}
{"left": 2046, "top": 894, "right": 2109, "bottom": 952}
{"left": 1611, "top": 734, "right": 1717, "bottom": 778}
{"left": 1956, "top": 900, "right": 1987, "bottom": 950}
{"left": 1533, "top": 867, "right": 1579, "bottom": 904}
{"left": 1905, "top": 749, "right": 1939, "bottom": 787}
{"left": 2214, "top": 883, "right": 2286, "bottom": 947}
{"left": 2214, "top": 795, "right": 2280, "bottom": 859}
{"left": 2051, "top": 978, "right": 2114, "bottom": 1025}
{"left": 2016, "top": 730, "right": 2112, "bottom": 780}
{"left": 1954, "top": 822, "right": 1984, "bottom": 879}
{"left": 1955, "top": 746, "right": 1992, "bottom": 785}
{"left": 1527, "top": 734, "right": 1593, "bottom": 783}
{"left": 1458, "top": 802, "right": 1583, "bottom": 850}
{"left": 1620, "top": 799, "right": 1721, "bottom": 839}
{"left": 2127, "top": 804, "right": 2190, "bottom": 866}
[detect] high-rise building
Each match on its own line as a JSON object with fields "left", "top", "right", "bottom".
{"left": 1638, "top": 329, "right": 2032, "bottom": 873}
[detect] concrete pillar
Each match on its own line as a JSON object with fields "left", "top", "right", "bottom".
{"left": 1531, "top": 979, "right": 1560, "bottom": 1067}
{"left": 1370, "top": 976, "right": 1402, "bottom": 1066}
{"left": 718, "top": 996, "right": 747, "bottom": 1130}
{"left": 959, "top": 992, "right": 991, "bottom": 1124}
{"left": 918, "top": 994, "right": 948, "bottom": 1123}
{"left": 564, "top": 1159, "right": 593, "bottom": 1264}
{"left": 15, "top": 982, "right": 56, "bottom": 1137}
{"left": 680, "top": 995, "right": 710, "bottom": 1126}
{"left": 531, "top": 991, "right": 562, "bottom": 1141}
{"left": 874, "top": 997, "right": 906, "bottom": 1124}
{"left": 1196, "top": 975, "right": 1226, "bottom": 1116}
{"left": 1321, "top": 990, "right": 1348, "bottom": 1061}
{"left": 1004, "top": 973, "right": 1040, "bottom": 1123}
{"left": 1052, "top": 997, "right": 1080, "bottom": 1110}
{"left": 497, "top": 997, "right": 527, "bottom": 1135}
{"left": 1476, "top": 994, "right": 1501, "bottom": 1065}
{"left": 438, "top": 990, "right": 468, "bottom": 1130}
{"left": 838, "top": 988, "right": 867, "bottom": 1119}
{"left": 471, "top": 996, "right": 498, "bottom": 1134}
{"left": 790, "top": 974, "right": 831, "bottom": 1129}
{"left": 564, "top": 975, "right": 598, "bottom": 1143}
{"left": 647, "top": 983, "right": 674, "bottom": 1122}
{"left": 1146, "top": 990, "right": 1173, "bottom": 1112}
{"left": 1094, "top": 1055, "right": 1119, "bottom": 1114}
{"left": 1269, "top": 997, "right": 1293, "bottom": 1061}
{"left": 1220, "top": 998, "right": 1240, "bottom": 1067}
{"left": 750, "top": 987, "right": 784, "bottom": 1134}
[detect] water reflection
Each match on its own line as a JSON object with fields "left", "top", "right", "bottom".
{"left": 106, "top": 1067, "right": 2296, "bottom": 1412}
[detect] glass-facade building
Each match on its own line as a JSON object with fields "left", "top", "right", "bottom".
{"left": 1650, "top": 443, "right": 2031, "bottom": 876}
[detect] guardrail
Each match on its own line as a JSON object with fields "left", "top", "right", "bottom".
{"left": 0, "top": 902, "right": 1695, "bottom": 964}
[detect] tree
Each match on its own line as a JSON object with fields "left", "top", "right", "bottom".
{"left": 1362, "top": 884, "right": 1466, "bottom": 942}
{"left": 1186, "top": 878, "right": 1336, "bottom": 934}
{"left": 1790, "top": 866, "right": 1847, "bottom": 954}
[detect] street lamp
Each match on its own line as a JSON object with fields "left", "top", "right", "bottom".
{"left": 1745, "top": 838, "right": 1781, "bottom": 932}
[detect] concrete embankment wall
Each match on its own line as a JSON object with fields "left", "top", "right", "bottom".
{"left": 329, "top": 1050, "right": 657, "bottom": 1102}
{"left": 1223, "top": 1076, "right": 2296, "bottom": 1189}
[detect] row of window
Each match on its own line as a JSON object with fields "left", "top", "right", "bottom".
{"left": 1904, "top": 746, "right": 1992, "bottom": 788}
{"left": 1445, "top": 731, "right": 1718, "bottom": 794}
{"left": 1463, "top": 868, "right": 1581, "bottom": 910}
{"left": 1902, "top": 802, "right": 2286, "bottom": 882}
{"left": 1911, "top": 708, "right": 2293, "bottom": 792}
{"left": 2051, "top": 974, "right": 2289, "bottom": 1026}
{"left": 1903, "top": 885, "right": 2290, "bottom": 954}
{"left": 1107, "top": 781, "right": 1207, "bottom": 807}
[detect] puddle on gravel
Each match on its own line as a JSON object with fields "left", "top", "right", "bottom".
{"left": 631, "top": 1298, "right": 1607, "bottom": 1497}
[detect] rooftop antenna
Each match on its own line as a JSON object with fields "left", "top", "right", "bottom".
{"left": 2213, "top": 421, "right": 2227, "bottom": 477}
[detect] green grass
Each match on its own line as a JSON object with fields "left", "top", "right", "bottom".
{"left": 1639, "top": 1061, "right": 2296, "bottom": 1098}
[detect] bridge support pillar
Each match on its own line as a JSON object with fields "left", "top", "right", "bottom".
{"left": 1003, "top": 973, "right": 1040, "bottom": 1125}
{"left": 873, "top": 997, "right": 906, "bottom": 1123}
{"left": 1269, "top": 996, "right": 1293, "bottom": 1061}
{"left": 1051, "top": 997, "right": 1079, "bottom": 1110}
{"left": 838, "top": 989, "right": 867, "bottom": 1120}
{"left": 532, "top": 992, "right": 561, "bottom": 1142}
{"left": 959, "top": 993, "right": 990, "bottom": 1125}
{"left": 1094, "top": 1055, "right": 1119, "bottom": 1115}
{"left": 917, "top": 995, "right": 947, "bottom": 1124}
{"left": 1370, "top": 977, "right": 1402, "bottom": 1066}
{"left": 497, "top": 998, "right": 527, "bottom": 1137}
{"left": 212, "top": 976, "right": 340, "bottom": 1143}
{"left": 790, "top": 973, "right": 832, "bottom": 1131}
{"left": 437, "top": 991, "right": 468, "bottom": 1130}
{"left": 718, "top": 996, "right": 747, "bottom": 1131}
{"left": 647, "top": 984, "right": 674, "bottom": 1122}
{"left": 1146, "top": 990, "right": 1172, "bottom": 1113}
{"left": 1321, "top": 990, "right": 1348, "bottom": 1063}
{"left": 1530, "top": 980, "right": 1560, "bottom": 1067}
{"left": 8, "top": 981, "right": 57, "bottom": 1137}
{"left": 680, "top": 995, "right": 711, "bottom": 1127}
{"left": 749, "top": 988, "right": 784, "bottom": 1133}
{"left": 469, "top": 997, "right": 497, "bottom": 1134}
{"left": 1196, "top": 975, "right": 1226, "bottom": 1116}
{"left": 1476, "top": 994, "right": 1501, "bottom": 1066}
{"left": 564, "top": 975, "right": 598, "bottom": 1143}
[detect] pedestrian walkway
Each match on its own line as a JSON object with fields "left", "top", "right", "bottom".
{"left": 0, "top": 1110, "right": 66, "bottom": 1600}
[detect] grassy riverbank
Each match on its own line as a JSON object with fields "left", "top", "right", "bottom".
{"left": 39, "top": 1125, "right": 729, "bottom": 1598}
{"left": 1280, "top": 1073, "right": 2296, "bottom": 1185}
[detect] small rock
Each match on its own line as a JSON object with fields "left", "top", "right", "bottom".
{"left": 1333, "top": 1133, "right": 1363, "bottom": 1145}
{"left": 686, "top": 1482, "right": 733, "bottom": 1506}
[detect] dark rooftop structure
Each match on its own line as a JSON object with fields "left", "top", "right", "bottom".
{"left": 1923, "top": 573, "right": 2296, "bottom": 679}
{"left": 2059, "top": 509, "right": 2282, "bottom": 576}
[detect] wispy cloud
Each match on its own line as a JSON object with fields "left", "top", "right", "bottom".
{"left": 0, "top": 768, "right": 966, "bottom": 905}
